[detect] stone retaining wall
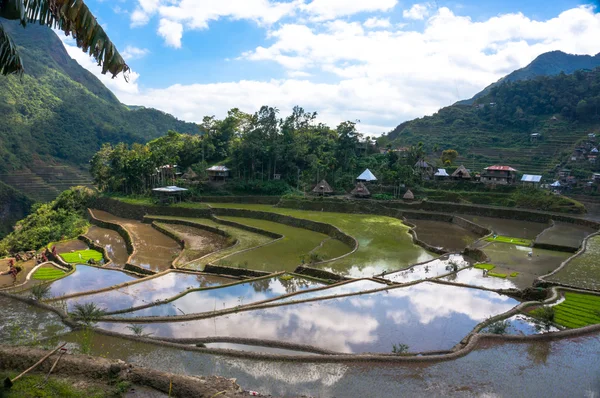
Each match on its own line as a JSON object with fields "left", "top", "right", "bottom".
{"left": 453, "top": 216, "right": 492, "bottom": 236}
{"left": 532, "top": 242, "right": 579, "bottom": 253}
{"left": 92, "top": 197, "right": 213, "bottom": 220}
{"left": 293, "top": 265, "right": 350, "bottom": 281}
{"left": 198, "top": 195, "right": 281, "bottom": 204}
{"left": 144, "top": 216, "right": 232, "bottom": 239}
{"left": 203, "top": 264, "right": 272, "bottom": 278}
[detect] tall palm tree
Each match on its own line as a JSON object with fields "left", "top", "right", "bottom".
{"left": 0, "top": 0, "right": 129, "bottom": 78}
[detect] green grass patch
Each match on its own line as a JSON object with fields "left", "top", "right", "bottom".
{"left": 60, "top": 249, "right": 103, "bottom": 263}
{"left": 553, "top": 292, "right": 600, "bottom": 328}
{"left": 279, "top": 274, "right": 294, "bottom": 281}
{"left": 0, "top": 372, "right": 108, "bottom": 397}
{"left": 474, "top": 263, "right": 495, "bottom": 271}
{"left": 488, "top": 272, "right": 507, "bottom": 278}
{"left": 509, "top": 272, "right": 519, "bottom": 277}
{"left": 485, "top": 235, "right": 532, "bottom": 246}
{"left": 32, "top": 267, "right": 66, "bottom": 281}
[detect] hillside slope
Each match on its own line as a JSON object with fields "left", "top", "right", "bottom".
{"left": 382, "top": 67, "right": 600, "bottom": 176}
{"left": 458, "top": 51, "right": 600, "bottom": 105}
{"left": 0, "top": 19, "right": 199, "bottom": 200}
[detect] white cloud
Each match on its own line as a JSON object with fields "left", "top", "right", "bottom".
{"left": 403, "top": 3, "right": 432, "bottom": 20}
{"left": 300, "top": 0, "right": 398, "bottom": 21}
{"left": 158, "top": 19, "right": 183, "bottom": 48}
{"left": 364, "top": 17, "right": 392, "bottom": 29}
{"left": 121, "top": 46, "right": 150, "bottom": 60}
{"left": 59, "top": 6, "right": 600, "bottom": 137}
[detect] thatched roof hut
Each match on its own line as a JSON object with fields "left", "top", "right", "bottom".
{"left": 312, "top": 179, "right": 333, "bottom": 195}
{"left": 452, "top": 165, "right": 472, "bottom": 180}
{"left": 403, "top": 189, "right": 415, "bottom": 200}
{"left": 351, "top": 182, "right": 371, "bottom": 198}
{"left": 182, "top": 167, "right": 198, "bottom": 180}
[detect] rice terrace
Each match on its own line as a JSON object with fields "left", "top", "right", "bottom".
{"left": 2, "top": 0, "right": 600, "bottom": 396}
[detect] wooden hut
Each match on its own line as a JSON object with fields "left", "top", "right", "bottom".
{"left": 403, "top": 189, "right": 415, "bottom": 201}
{"left": 351, "top": 182, "right": 371, "bottom": 198}
{"left": 312, "top": 179, "right": 333, "bottom": 196}
{"left": 207, "top": 165, "right": 230, "bottom": 181}
{"left": 452, "top": 165, "right": 472, "bottom": 180}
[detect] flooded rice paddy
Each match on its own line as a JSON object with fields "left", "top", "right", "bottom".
{"left": 460, "top": 215, "right": 549, "bottom": 239}
{"left": 113, "top": 275, "right": 324, "bottom": 317}
{"left": 98, "top": 282, "right": 519, "bottom": 353}
{"left": 155, "top": 223, "right": 231, "bottom": 266}
{"left": 63, "top": 271, "right": 236, "bottom": 313}
{"left": 274, "top": 279, "right": 386, "bottom": 303}
{"left": 52, "top": 239, "right": 89, "bottom": 253}
{"left": 548, "top": 234, "right": 600, "bottom": 290}
{"left": 406, "top": 219, "right": 479, "bottom": 251}
{"left": 90, "top": 209, "right": 181, "bottom": 272}
{"left": 45, "top": 265, "right": 137, "bottom": 298}
{"left": 498, "top": 314, "right": 560, "bottom": 335}
{"left": 534, "top": 221, "right": 596, "bottom": 250}
{"left": 382, "top": 254, "right": 471, "bottom": 283}
{"left": 442, "top": 267, "right": 519, "bottom": 289}
{"left": 85, "top": 225, "right": 129, "bottom": 267}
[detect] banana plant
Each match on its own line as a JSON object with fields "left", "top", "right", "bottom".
{"left": 0, "top": 0, "right": 129, "bottom": 78}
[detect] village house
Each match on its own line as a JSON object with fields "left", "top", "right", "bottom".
{"left": 434, "top": 168, "right": 450, "bottom": 180}
{"left": 206, "top": 165, "right": 230, "bottom": 181}
{"left": 356, "top": 169, "right": 378, "bottom": 183}
{"left": 521, "top": 174, "right": 542, "bottom": 187}
{"left": 480, "top": 165, "right": 518, "bottom": 185}
{"left": 414, "top": 160, "right": 434, "bottom": 179}
{"left": 351, "top": 182, "right": 371, "bottom": 198}
{"left": 312, "top": 179, "right": 333, "bottom": 196}
{"left": 451, "top": 165, "right": 472, "bottom": 180}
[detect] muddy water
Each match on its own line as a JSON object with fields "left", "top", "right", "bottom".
{"left": 483, "top": 242, "right": 571, "bottom": 287}
{"left": 85, "top": 226, "right": 129, "bottom": 267}
{"left": 548, "top": 235, "right": 600, "bottom": 290}
{"left": 274, "top": 279, "right": 386, "bottom": 304}
{"left": 56, "top": 330, "right": 600, "bottom": 398}
{"left": 116, "top": 275, "right": 324, "bottom": 317}
{"left": 156, "top": 223, "right": 230, "bottom": 266}
{"left": 65, "top": 272, "right": 237, "bottom": 313}
{"left": 53, "top": 239, "right": 89, "bottom": 253}
{"left": 46, "top": 265, "right": 137, "bottom": 298}
{"left": 98, "top": 282, "right": 518, "bottom": 353}
{"left": 406, "top": 219, "right": 479, "bottom": 251}
{"left": 0, "top": 296, "right": 68, "bottom": 345}
{"left": 383, "top": 254, "right": 471, "bottom": 283}
{"left": 90, "top": 210, "right": 181, "bottom": 272}
{"left": 535, "top": 222, "right": 596, "bottom": 249}
{"left": 461, "top": 215, "right": 549, "bottom": 239}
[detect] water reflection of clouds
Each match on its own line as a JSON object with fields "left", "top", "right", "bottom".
{"left": 443, "top": 268, "right": 518, "bottom": 290}
{"left": 99, "top": 282, "right": 519, "bottom": 353}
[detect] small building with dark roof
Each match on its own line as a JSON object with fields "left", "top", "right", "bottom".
{"left": 207, "top": 165, "right": 230, "bottom": 181}
{"left": 351, "top": 182, "right": 371, "bottom": 198}
{"left": 312, "top": 179, "right": 333, "bottom": 196}
{"left": 452, "top": 165, "right": 472, "bottom": 180}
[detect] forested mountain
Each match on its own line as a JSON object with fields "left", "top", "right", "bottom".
{"left": 0, "top": 18, "right": 198, "bottom": 179}
{"left": 458, "top": 51, "right": 600, "bottom": 105}
{"left": 381, "top": 67, "right": 600, "bottom": 176}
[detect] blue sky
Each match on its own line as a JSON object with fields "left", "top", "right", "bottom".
{"left": 62, "top": 0, "right": 600, "bottom": 135}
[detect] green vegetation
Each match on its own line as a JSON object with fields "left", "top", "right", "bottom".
{"left": 0, "top": 187, "right": 95, "bottom": 256}
{"left": 530, "top": 306, "right": 555, "bottom": 323}
{"left": 552, "top": 292, "right": 600, "bottom": 328}
{"left": 488, "top": 272, "right": 507, "bottom": 278}
{"left": 30, "top": 283, "right": 52, "bottom": 300}
{"left": 509, "top": 272, "right": 519, "bottom": 277}
{"left": 71, "top": 303, "right": 106, "bottom": 325}
{"left": 391, "top": 343, "right": 409, "bottom": 354}
{"left": 548, "top": 235, "right": 600, "bottom": 290}
{"left": 482, "top": 319, "right": 511, "bottom": 335}
{"left": 32, "top": 267, "right": 65, "bottom": 281}
{"left": 60, "top": 250, "right": 103, "bottom": 264}
{"left": 0, "top": 181, "right": 33, "bottom": 239}
{"left": 0, "top": 372, "right": 110, "bottom": 398}
{"left": 485, "top": 236, "right": 532, "bottom": 247}
{"left": 474, "top": 263, "right": 496, "bottom": 271}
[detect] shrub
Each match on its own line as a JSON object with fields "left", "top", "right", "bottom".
{"left": 482, "top": 320, "right": 511, "bottom": 335}
{"left": 72, "top": 303, "right": 106, "bottom": 325}
{"left": 30, "top": 284, "right": 52, "bottom": 301}
{"left": 530, "top": 306, "right": 555, "bottom": 323}
{"left": 391, "top": 343, "right": 409, "bottom": 354}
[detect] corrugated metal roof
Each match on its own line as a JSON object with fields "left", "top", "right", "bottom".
{"left": 521, "top": 174, "right": 542, "bottom": 183}
{"left": 152, "top": 186, "right": 189, "bottom": 193}
{"left": 207, "top": 165, "right": 230, "bottom": 171}
{"left": 485, "top": 165, "right": 518, "bottom": 171}
{"left": 434, "top": 169, "right": 449, "bottom": 177}
{"left": 357, "top": 168, "right": 377, "bottom": 181}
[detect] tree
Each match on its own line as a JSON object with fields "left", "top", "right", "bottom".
{"left": 441, "top": 149, "right": 459, "bottom": 166}
{"left": 0, "top": 0, "right": 128, "bottom": 77}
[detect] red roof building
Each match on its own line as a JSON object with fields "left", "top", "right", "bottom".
{"left": 481, "top": 165, "right": 518, "bottom": 185}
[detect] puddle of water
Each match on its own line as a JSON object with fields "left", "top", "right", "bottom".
{"left": 65, "top": 272, "right": 235, "bottom": 313}
{"left": 156, "top": 223, "right": 230, "bottom": 266}
{"left": 406, "top": 219, "right": 479, "bottom": 251}
{"left": 274, "top": 279, "right": 386, "bottom": 304}
{"left": 535, "top": 222, "right": 596, "bottom": 249}
{"left": 549, "top": 235, "right": 600, "bottom": 290}
{"left": 383, "top": 255, "right": 471, "bottom": 283}
{"left": 46, "top": 265, "right": 137, "bottom": 298}
{"left": 85, "top": 226, "right": 129, "bottom": 267}
{"left": 58, "top": 329, "right": 600, "bottom": 398}
{"left": 497, "top": 314, "right": 560, "bottom": 335}
{"left": 116, "top": 276, "right": 324, "bottom": 317}
{"left": 442, "top": 267, "right": 518, "bottom": 289}
{"left": 91, "top": 210, "right": 180, "bottom": 272}
{"left": 460, "top": 216, "right": 548, "bottom": 239}
{"left": 98, "top": 282, "right": 518, "bottom": 353}
{"left": 204, "top": 343, "right": 321, "bottom": 356}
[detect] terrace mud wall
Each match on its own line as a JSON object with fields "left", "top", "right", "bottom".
{"left": 197, "top": 195, "right": 281, "bottom": 204}
{"left": 92, "top": 197, "right": 213, "bottom": 220}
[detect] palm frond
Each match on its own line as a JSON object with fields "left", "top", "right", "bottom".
{"left": 1, "top": 0, "right": 129, "bottom": 79}
{"left": 0, "top": 21, "right": 24, "bottom": 76}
